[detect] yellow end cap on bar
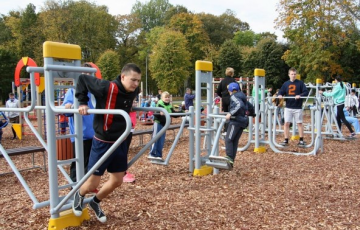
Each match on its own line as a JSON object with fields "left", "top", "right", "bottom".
{"left": 316, "top": 79, "right": 323, "bottom": 84}
{"left": 43, "top": 41, "right": 81, "bottom": 60}
{"left": 195, "top": 61, "right": 213, "bottom": 72}
{"left": 352, "top": 83, "right": 356, "bottom": 87}
{"left": 254, "top": 69, "right": 265, "bottom": 77}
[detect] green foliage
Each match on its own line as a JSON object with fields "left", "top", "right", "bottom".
{"left": 167, "top": 12, "right": 209, "bottom": 87}
{"left": 241, "top": 39, "right": 289, "bottom": 89}
{"left": 39, "top": 0, "right": 117, "bottom": 62}
{"left": 276, "top": 0, "right": 359, "bottom": 83}
{"left": 149, "top": 29, "right": 191, "bottom": 95}
{"left": 96, "top": 50, "right": 121, "bottom": 80}
{"left": 0, "top": 48, "right": 17, "bottom": 104}
{"left": 217, "top": 39, "right": 242, "bottom": 76}
{"left": 233, "top": 30, "right": 259, "bottom": 47}
{"left": 197, "top": 10, "right": 249, "bottom": 46}
{"left": 131, "top": 0, "right": 173, "bottom": 32}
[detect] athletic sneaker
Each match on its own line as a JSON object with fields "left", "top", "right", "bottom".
{"left": 298, "top": 140, "right": 306, "bottom": 147}
{"left": 148, "top": 155, "right": 163, "bottom": 161}
{"left": 349, "top": 133, "right": 356, "bottom": 138}
{"left": 280, "top": 140, "right": 289, "bottom": 146}
{"left": 89, "top": 198, "right": 107, "bottom": 223}
{"left": 225, "top": 156, "right": 234, "bottom": 169}
{"left": 72, "top": 190, "right": 84, "bottom": 217}
{"left": 123, "top": 172, "right": 135, "bottom": 183}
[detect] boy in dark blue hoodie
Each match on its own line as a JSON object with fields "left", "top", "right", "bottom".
{"left": 224, "top": 82, "right": 251, "bottom": 168}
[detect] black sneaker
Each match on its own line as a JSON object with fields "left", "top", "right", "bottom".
{"left": 72, "top": 190, "right": 84, "bottom": 217}
{"left": 298, "top": 140, "right": 306, "bottom": 147}
{"left": 89, "top": 198, "right": 107, "bottom": 223}
{"left": 280, "top": 140, "right": 288, "bottom": 146}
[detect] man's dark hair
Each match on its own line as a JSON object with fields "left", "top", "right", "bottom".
{"left": 121, "top": 63, "right": 141, "bottom": 75}
{"left": 9, "top": 93, "right": 14, "bottom": 96}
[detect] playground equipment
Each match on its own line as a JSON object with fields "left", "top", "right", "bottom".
{"left": 188, "top": 63, "right": 327, "bottom": 177}
{"left": 1, "top": 41, "right": 172, "bottom": 229}
{"left": 13, "top": 57, "right": 43, "bottom": 139}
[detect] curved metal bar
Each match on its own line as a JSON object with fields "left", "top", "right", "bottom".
{"left": 127, "top": 107, "right": 171, "bottom": 168}
{"left": 2, "top": 71, "right": 37, "bottom": 113}
{"left": 51, "top": 107, "right": 132, "bottom": 214}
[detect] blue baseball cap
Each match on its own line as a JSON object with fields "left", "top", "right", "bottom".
{"left": 228, "top": 82, "right": 240, "bottom": 92}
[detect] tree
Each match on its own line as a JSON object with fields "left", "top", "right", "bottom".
{"left": 115, "top": 14, "right": 143, "bottom": 68}
{"left": 197, "top": 10, "right": 250, "bottom": 46}
{"left": 149, "top": 29, "right": 191, "bottom": 95}
{"left": 255, "top": 38, "right": 289, "bottom": 88}
{"left": 39, "top": 0, "right": 117, "bottom": 62}
{"left": 168, "top": 13, "right": 209, "bottom": 62}
{"left": 233, "top": 30, "right": 261, "bottom": 47}
{"left": 96, "top": 50, "right": 121, "bottom": 81}
{"left": 131, "top": 0, "right": 173, "bottom": 32}
{"left": 217, "top": 39, "right": 242, "bottom": 76}
{"left": 276, "top": 0, "right": 358, "bottom": 82}
{"left": 0, "top": 48, "right": 17, "bottom": 104}
{"left": 167, "top": 12, "right": 210, "bottom": 87}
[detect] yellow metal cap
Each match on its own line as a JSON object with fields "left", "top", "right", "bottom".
{"left": 195, "top": 60, "right": 213, "bottom": 72}
{"left": 43, "top": 41, "right": 81, "bottom": 60}
{"left": 254, "top": 69, "right": 265, "bottom": 77}
{"left": 316, "top": 78, "right": 323, "bottom": 84}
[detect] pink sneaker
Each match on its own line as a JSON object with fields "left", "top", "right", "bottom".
{"left": 123, "top": 172, "right": 135, "bottom": 183}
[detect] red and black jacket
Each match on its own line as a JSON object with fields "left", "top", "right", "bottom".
{"left": 75, "top": 74, "right": 139, "bottom": 142}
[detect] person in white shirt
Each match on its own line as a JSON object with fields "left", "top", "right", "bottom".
{"left": 5, "top": 93, "right": 20, "bottom": 140}
{"left": 345, "top": 89, "right": 359, "bottom": 117}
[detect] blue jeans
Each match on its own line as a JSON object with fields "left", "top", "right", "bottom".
{"left": 149, "top": 122, "right": 166, "bottom": 157}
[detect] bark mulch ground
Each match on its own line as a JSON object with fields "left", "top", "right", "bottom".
{"left": 0, "top": 116, "right": 359, "bottom": 229}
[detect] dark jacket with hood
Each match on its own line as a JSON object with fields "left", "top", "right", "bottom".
{"left": 75, "top": 74, "right": 139, "bottom": 142}
{"left": 229, "top": 90, "right": 250, "bottom": 128}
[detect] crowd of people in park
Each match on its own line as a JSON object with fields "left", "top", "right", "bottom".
{"left": 3, "top": 62, "right": 360, "bottom": 225}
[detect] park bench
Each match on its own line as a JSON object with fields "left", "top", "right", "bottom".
{"left": 0, "top": 146, "right": 47, "bottom": 175}
{"left": 133, "top": 124, "right": 189, "bottom": 146}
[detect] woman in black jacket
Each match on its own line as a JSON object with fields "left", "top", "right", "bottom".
{"left": 216, "top": 67, "right": 237, "bottom": 112}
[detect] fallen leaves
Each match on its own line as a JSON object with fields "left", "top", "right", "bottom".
{"left": 0, "top": 117, "right": 360, "bottom": 229}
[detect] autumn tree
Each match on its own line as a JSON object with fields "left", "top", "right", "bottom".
{"left": 39, "top": 0, "right": 117, "bottom": 62}
{"left": 276, "top": 0, "right": 359, "bottom": 82}
{"left": 115, "top": 13, "right": 143, "bottom": 68}
{"left": 149, "top": 29, "right": 191, "bottom": 95}
{"left": 96, "top": 50, "right": 121, "bottom": 81}
{"left": 167, "top": 12, "right": 209, "bottom": 87}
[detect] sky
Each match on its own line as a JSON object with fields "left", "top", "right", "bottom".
{"left": 0, "top": 0, "right": 284, "bottom": 41}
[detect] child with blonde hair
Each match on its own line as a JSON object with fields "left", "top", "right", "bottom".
{"left": 148, "top": 91, "right": 176, "bottom": 160}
